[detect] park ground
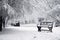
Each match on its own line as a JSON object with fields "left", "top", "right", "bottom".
{"left": 0, "top": 24, "right": 60, "bottom": 40}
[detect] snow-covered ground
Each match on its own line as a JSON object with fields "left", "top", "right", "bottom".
{"left": 0, "top": 24, "right": 60, "bottom": 40}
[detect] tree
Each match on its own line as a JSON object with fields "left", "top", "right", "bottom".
{"left": 47, "top": 4, "right": 60, "bottom": 22}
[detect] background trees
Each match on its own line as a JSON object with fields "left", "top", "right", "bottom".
{"left": 3, "top": 0, "right": 60, "bottom": 24}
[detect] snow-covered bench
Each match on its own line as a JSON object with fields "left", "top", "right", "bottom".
{"left": 37, "top": 21, "right": 53, "bottom": 32}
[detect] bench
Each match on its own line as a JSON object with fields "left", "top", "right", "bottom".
{"left": 37, "top": 21, "right": 53, "bottom": 32}
{"left": 11, "top": 22, "right": 20, "bottom": 26}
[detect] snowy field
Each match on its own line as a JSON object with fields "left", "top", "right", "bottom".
{"left": 0, "top": 24, "right": 60, "bottom": 40}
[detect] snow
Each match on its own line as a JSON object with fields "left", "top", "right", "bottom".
{"left": 53, "top": 27, "right": 60, "bottom": 34}
{"left": 0, "top": 24, "right": 60, "bottom": 40}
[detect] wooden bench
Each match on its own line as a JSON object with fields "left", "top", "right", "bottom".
{"left": 37, "top": 21, "right": 53, "bottom": 32}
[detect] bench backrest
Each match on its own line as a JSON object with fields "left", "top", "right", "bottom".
{"left": 40, "top": 22, "right": 53, "bottom": 26}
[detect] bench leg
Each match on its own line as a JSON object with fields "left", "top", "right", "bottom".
{"left": 48, "top": 27, "right": 52, "bottom": 32}
{"left": 38, "top": 27, "right": 41, "bottom": 32}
